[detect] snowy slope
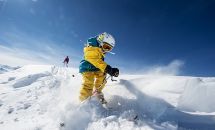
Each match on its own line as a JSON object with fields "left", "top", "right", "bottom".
{"left": 0, "top": 65, "right": 215, "bottom": 130}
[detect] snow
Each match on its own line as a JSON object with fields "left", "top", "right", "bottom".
{"left": 178, "top": 78, "right": 215, "bottom": 113}
{"left": 0, "top": 65, "right": 215, "bottom": 130}
{"left": 0, "top": 64, "right": 20, "bottom": 74}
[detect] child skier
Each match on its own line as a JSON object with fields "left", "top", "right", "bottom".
{"left": 79, "top": 32, "right": 119, "bottom": 104}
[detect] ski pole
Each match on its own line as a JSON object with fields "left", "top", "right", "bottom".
{"left": 92, "top": 75, "right": 111, "bottom": 95}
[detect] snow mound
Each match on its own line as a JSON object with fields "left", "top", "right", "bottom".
{"left": 178, "top": 78, "right": 215, "bottom": 112}
{"left": 0, "top": 64, "right": 20, "bottom": 74}
{"left": 13, "top": 73, "right": 51, "bottom": 88}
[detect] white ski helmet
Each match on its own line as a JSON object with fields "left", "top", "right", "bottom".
{"left": 97, "top": 32, "right": 115, "bottom": 52}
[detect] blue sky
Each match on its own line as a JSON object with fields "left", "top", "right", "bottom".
{"left": 0, "top": 0, "right": 215, "bottom": 76}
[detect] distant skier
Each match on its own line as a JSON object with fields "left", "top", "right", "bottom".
{"left": 63, "top": 56, "right": 69, "bottom": 67}
{"left": 79, "top": 32, "right": 119, "bottom": 104}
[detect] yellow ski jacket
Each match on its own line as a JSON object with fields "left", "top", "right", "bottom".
{"left": 79, "top": 46, "right": 107, "bottom": 73}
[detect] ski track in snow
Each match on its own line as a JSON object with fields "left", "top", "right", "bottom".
{"left": 0, "top": 65, "right": 215, "bottom": 130}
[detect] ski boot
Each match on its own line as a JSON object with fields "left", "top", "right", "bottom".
{"left": 96, "top": 92, "right": 107, "bottom": 104}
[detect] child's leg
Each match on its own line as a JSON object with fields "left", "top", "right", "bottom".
{"left": 94, "top": 71, "right": 107, "bottom": 104}
{"left": 79, "top": 72, "right": 95, "bottom": 101}
{"left": 95, "top": 71, "right": 107, "bottom": 93}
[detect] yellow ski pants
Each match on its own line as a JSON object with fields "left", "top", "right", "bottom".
{"left": 79, "top": 71, "right": 107, "bottom": 101}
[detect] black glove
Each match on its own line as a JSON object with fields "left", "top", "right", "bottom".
{"left": 105, "top": 65, "right": 119, "bottom": 77}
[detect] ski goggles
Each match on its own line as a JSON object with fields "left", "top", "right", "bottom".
{"left": 102, "top": 42, "right": 113, "bottom": 52}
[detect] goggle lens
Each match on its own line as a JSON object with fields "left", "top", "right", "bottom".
{"left": 102, "top": 43, "right": 113, "bottom": 51}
